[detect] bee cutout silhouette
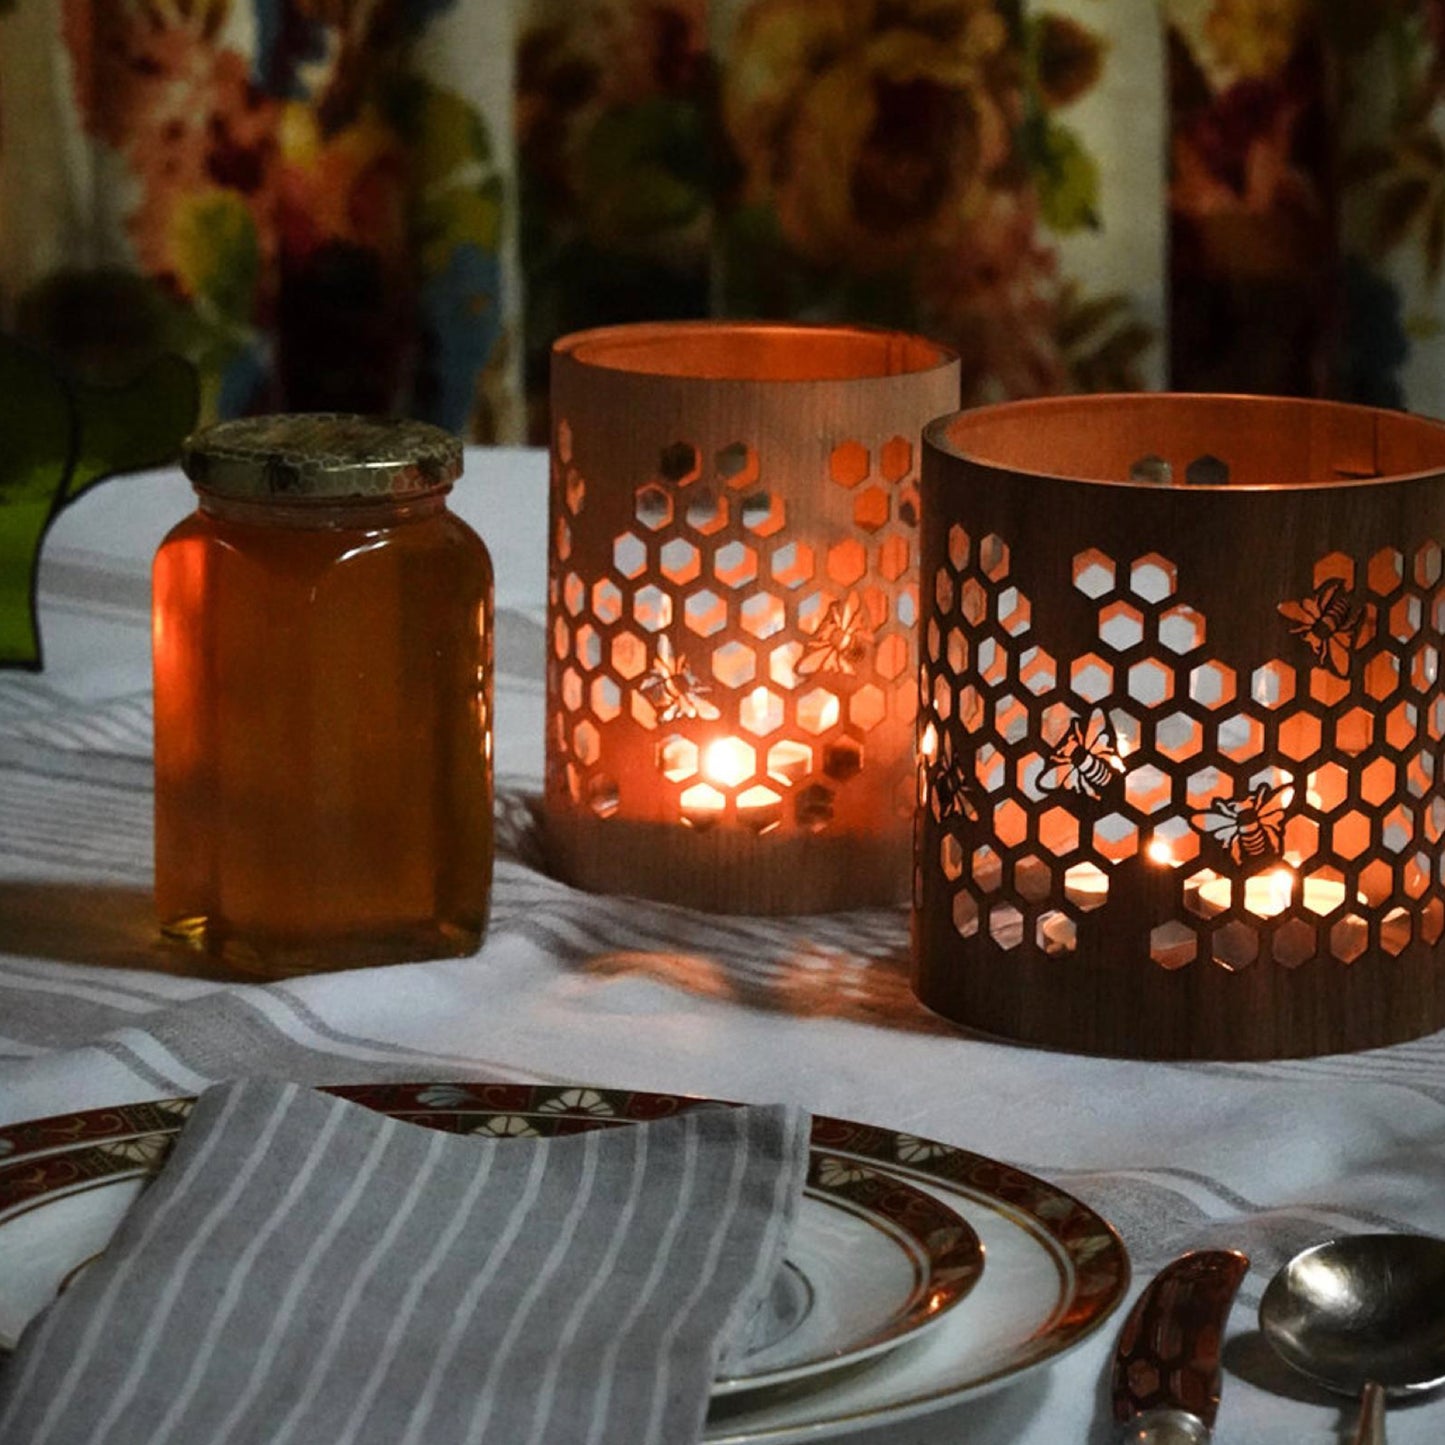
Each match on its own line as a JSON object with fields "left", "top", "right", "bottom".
{"left": 1037, "top": 707, "right": 1124, "bottom": 801}
{"left": 796, "top": 592, "right": 871, "bottom": 677}
{"left": 1277, "top": 578, "right": 1372, "bottom": 676}
{"left": 1190, "top": 781, "right": 1292, "bottom": 865}
{"left": 638, "top": 635, "right": 720, "bottom": 722}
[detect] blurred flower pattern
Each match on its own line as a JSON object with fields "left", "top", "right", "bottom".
{"left": 3, "top": 1, "right": 1445, "bottom": 442}
{"left": 3, "top": 0, "right": 514, "bottom": 439}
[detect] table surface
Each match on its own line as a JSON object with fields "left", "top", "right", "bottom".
{"left": 3, "top": 449, "right": 1445, "bottom": 1443}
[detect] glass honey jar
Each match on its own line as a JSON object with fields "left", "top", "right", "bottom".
{"left": 153, "top": 414, "right": 493, "bottom": 976}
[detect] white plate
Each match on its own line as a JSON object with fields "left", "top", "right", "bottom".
{"left": 0, "top": 1084, "right": 986, "bottom": 1402}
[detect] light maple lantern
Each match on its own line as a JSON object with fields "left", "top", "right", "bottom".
{"left": 542, "top": 321, "right": 959, "bottom": 914}
{"left": 915, "top": 395, "right": 1445, "bottom": 1059}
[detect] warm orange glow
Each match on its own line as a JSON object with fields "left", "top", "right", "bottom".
{"left": 1195, "top": 867, "right": 1348, "bottom": 919}
{"left": 920, "top": 721, "right": 939, "bottom": 764}
{"left": 738, "top": 686, "right": 778, "bottom": 735}
{"left": 1146, "top": 839, "right": 1173, "bottom": 865}
{"left": 703, "top": 736, "right": 754, "bottom": 788}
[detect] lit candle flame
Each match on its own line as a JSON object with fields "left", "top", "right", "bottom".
{"left": 703, "top": 736, "right": 754, "bottom": 789}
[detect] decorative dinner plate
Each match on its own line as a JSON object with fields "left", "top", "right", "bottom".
{"left": 0, "top": 1084, "right": 983, "bottom": 1401}
{"left": 0, "top": 1084, "right": 1129, "bottom": 1440}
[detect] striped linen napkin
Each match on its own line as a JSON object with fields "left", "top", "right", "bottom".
{"left": 0, "top": 1078, "right": 810, "bottom": 1445}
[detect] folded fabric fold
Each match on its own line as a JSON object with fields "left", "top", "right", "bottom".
{"left": 0, "top": 1078, "right": 811, "bottom": 1445}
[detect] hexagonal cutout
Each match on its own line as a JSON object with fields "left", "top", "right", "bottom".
{"left": 1038, "top": 806, "right": 1080, "bottom": 855}
{"left": 1150, "top": 921, "right": 1197, "bottom": 969}
{"left": 797, "top": 687, "right": 841, "bottom": 734}
{"left": 634, "top": 482, "right": 673, "bottom": 531}
{"left": 740, "top": 491, "right": 786, "bottom": 537}
{"left": 714, "top": 540, "right": 758, "bottom": 589}
{"left": 556, "top": 418, "right": 574, "bottom": 465}
{"left": 613, "top": 532, "right": 648, "bottom": 580}
{"left": 739, "top": 686, "right": 784, "bottom": 737}
{"left": 685, "top": 491, "right": 729, "bottom": 535}
{"left": 1037, "top": 910, "right": 1076, "bottom": 956}
{"left": 591, "top": 675, "right": 621, "bottom": 722}
{"left": 716, "top": 442, "right": 758, "bottom": 489}
{"left": 829, "top": 440, "right": 869, "bottom": 489}
{"left": 997, "top": 586, "right": 1031, "bottom": 636}
{"left": 1216, "top": 712, "right": 1264, "bottom": 763}
{"left": 1249, "top": 659, "right": 1295, "bottom": 710}
{"left": 586, "top": 774, "right": 619, "bottom": 819}
{"left": 1189, "top": 660, "right": 1236, "bottom": 710}
{"left": 1064, "top": 861, "right": 1109, "bottom": 910}
{"left": 1098, "top": 600, "right": 1144, "bottom": 652}
{"left": 633, "top": 585, "right": 672, "bottom": 632}
{"left": 659, "top": 537, "right": 701, "bottom": 585}
{"left": 878, "top": 535, "right": 910, "bottom": 581}
{"left": 563, "top": 572, "right": 586, "bottom": 617}
{"left": 979, "top": 533, "right": 1010, "bottom": 582}
{"left": 1127, "top": 658, "right": 1173, "bottom": 707}
{"left": 1368, "top": 546, "right": 1404, "bottom": 596}
{"left": 683, "top": 588, "right": 727, "bottom": 637}
{"left": 712, "top": 640, "right": 756, "bottom": 689}
{"left": 771, "top": 541, "right": 814, "bottom": 589}
{"left": 1018, "top": 646, "right": 1056, "bottom": 696}
{"left": 740, "top": 592, "right": 785, "bottom": 640}
{"left": 767, "top": 738, "right": 812, "bottom": 786}
{"left": 880, "top": 436, "right": 913, "bottom": 483}
{"left": 972, "top": 844, "right": 1004, "bottom": 893}
{"left": 948, "top": 525, "right": 971, "bottom": 571}
{"left": 823, "top": 738, "right": 862, "bottom": 781}
{"left": 1184, "top": 454, "right": 1228, "bottom": 485}
{"left": 574, "top": 622, "right": 602, "bottom": 670}
{"left": 1157, "top": 711, "right": 1204, "bottom": 762}
{"left": 1158, "top": 603, "right": 1206, "bottom": 655}
{"left": 1129, "top": 553, "right": 1177, "bottom": 602}
{"left": 1211, "top": 920, "right": 1259, "bottom": 971}
{"left": 876, "top": 634, "right": 908, "bottom": 680}
{"left": 611, "top": 630, "right": 648, "bottom": 680}
{"left": 827, "top": 539, "right": 867, "bottom": 586}
{"left": 851, "top": 684, "right": 887, "bottom": 732}
{"left": 554, "top": 516, "right": 572, "bottom": 562}
{"left": 658, "top": 733, "right": 700, "bottom": 783}
{"left": 1124, "top": 763, "right": 1172, "bottom": 816}
{"left": 1329, "top": 913, "right": 1369, "bottom": 963}
{"left": 658, "top": 442, "right": 701, "bottom": 485}
{"left": 592, "top": 577, "right": 623, "bottom": 624}
{"left": 952, "top": 889, "right": 980, "bottom": 938}
{"left": 853, "top": 486, "right": 889, "bottom": 532}
{"left": 564, "top": 466, "right": 586, "bottom": 515}
{"left": 959, "top": 577, "right": 988, "bottom": 626}
{"left": 1129, "top": 454, "right": 1171, "bottom": 484}
{"left": 1073, "top": 548, "right": 1116, "bottom": 599}
{"left": 1070, "top": 653, "right": 1114, "bottom": 704}
{"left": 1278, "top": 711, "right": 1322, "bottom": 762}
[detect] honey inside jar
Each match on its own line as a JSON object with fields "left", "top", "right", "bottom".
{"left": 153, "top": 416, "right": 493, "bottom": 977}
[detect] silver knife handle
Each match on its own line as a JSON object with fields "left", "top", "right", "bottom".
{"left": 1123, "top": 1407, "right": 1212, "bottom": 1445}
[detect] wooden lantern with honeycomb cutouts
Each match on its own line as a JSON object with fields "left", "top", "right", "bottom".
{"left": 916, "top": 395, "right": 1445, "bottom": 1058}
{"left": 543, "top": 322, "right": 959, "bottom": 913}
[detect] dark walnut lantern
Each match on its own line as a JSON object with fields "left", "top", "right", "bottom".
{"left": 915, "top": 395, "right": 1445, "bottom": 1059}
{"left": 543, "top": 321, "right": 959, "bottom": 913}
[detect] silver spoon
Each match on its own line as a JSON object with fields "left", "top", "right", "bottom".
{"left": 1259, "top": 1234, "right": 1445, "bottom": 1445}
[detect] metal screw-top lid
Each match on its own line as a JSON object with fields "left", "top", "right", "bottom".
{"left": 181, "top": 413, "right": 463, "bottom": 502}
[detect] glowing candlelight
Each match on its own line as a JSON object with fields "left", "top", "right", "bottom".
{"left": 1193, "top": 866, "right": 1348, "bottom": 919}
{"left": 680, "top": 735, "right": 773, "bottom": 823}
{"left": 703, "top": 736, "right": 753, "bottom": 789}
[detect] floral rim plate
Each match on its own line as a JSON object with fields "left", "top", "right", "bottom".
{"left": 0, "top": 1083, "right": 1128, "bottom": 1439}
{"left": 0, "top": 1083, "right": 984, "bottom": 1400}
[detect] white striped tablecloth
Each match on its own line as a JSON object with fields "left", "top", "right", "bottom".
{"left": 3, "top": 450, "right": 1445, "bottom": 1443}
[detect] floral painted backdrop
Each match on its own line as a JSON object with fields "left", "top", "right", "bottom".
{"left": 2, "top": 1, "right": 1445, "bottom": 444}
{"left": 0, "top": 0, "right": 518, "bottom": 440}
